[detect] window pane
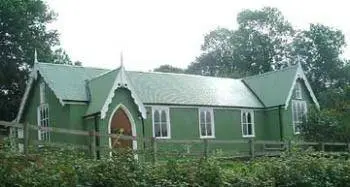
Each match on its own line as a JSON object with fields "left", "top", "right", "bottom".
{"left": 46, "top": 107, "right": 49, "bottom": 118}
{"left": 292, "top": 102, "right": 297, "bottom": 122}
{"left": 247, "top": 123, "right": 252, "bottom": 135}
{"left": 206, "top": 111, "right": 211, "bottom": 124}
{"left": 201, "top": 122, "right": 206, "bottom": 136}
{"left": 243, "top": 124, "right": 247, "bottom": 136}
{"left": 154, "top": 110, "right": 160, "bottom": 123}
{"left": 242, "top": 112, "right": 246, "bottom": 123}
{"left": 161, "top": 122, "right": 167, "bottom": 137}
{"left": 247, "top": 113, "right": 251, "bottom": 123}
{"left": 298, "top": 102, "right": 303, "bottom": 121}
{"left": 154, "top": 123, "right": 161, "bottom": 137}
{"left": 206, "top": 122, "right": 212, "bottom": 136}
{"left": 295, "top": 123, "right": 300, "bottom": 133}
{"left": 161, "top": 110, "right": 167, "bottom": 123}
{"left": 200, "top": 111, "right": 205, "bottom": 124}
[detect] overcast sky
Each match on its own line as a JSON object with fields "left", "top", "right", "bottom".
{"left": 47, "top": 0, "right": 350, "bottom": 71}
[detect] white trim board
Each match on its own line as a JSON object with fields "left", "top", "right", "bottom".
{"left": 284, "top": 64, "right": 320, "bottom": 110}
{"left": 144, "top": 104, "right": 265, "bottom": 111}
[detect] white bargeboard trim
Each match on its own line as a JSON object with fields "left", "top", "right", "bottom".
{"left": 100, "top": 65, "right": 146, "bottom": 119}
{"left": 284, "top": 64, "right": 320, "bottom": 110}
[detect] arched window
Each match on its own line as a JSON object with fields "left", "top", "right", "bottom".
{"left": 152, "top": 107, "right": 170, "bottom": 138}
{"left": 38, "top": 82, "right": 50, "bottom": 141}
{"left": 199, "top": 108, "right": 214, "bottom": 138}
{"left": 295, "top": 81, "right": 302, "bottom": 99}
{"left": 241, "top": 110, "right": 254, "bottom": 137}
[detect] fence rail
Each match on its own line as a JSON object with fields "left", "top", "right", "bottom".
{"left": 1, "top": 121, "right": 350, "bottom": 162}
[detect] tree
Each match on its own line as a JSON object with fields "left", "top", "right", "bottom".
{"left": 0, "top": 0, "right": 70, "bottom": 121}
{"left": 292, "top": 24, "right": 347, "bottom": 95}
{"left": 188, "top": 7, "right": 294, "bottom": 78}
{"left": 187, "top": 28, "right": 239, "bottom": 77}
{"left": 52, "top": 48, "right": 72, "bottom": 65}
{"left": 301, "top": 106, "right": 350, "bottom": 143}
{"left": 153, "top": 65, "right": 185, "bottom": 74}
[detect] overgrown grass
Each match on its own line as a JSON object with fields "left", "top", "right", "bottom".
{"left": 1, "top": 142, "right": 350, "bottom": 186}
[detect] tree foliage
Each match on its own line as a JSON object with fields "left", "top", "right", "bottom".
{"left": 155, "top": 7, "right": 350, "bottom": 141}
{"left": 187, "top": 7, "right": 294, "bottom": 77}
{"left": 186, "top": 7, "right": 349, "bottom": 97}
{"left": 187, "top": 7, "right": 349, "bottom": 110}
{"left": 153, "top": 64, "right": 185, "bottom": 74}
{"left": 0, "top": 0, "right": 71, "bottom": 121}
{"left": 292, "top": 24, "right": 347, "bottom": 95}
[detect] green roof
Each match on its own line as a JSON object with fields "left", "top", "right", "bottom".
{"left": 242, "top": 65, "right": 299, "bottom": 107}
{"left": 36, "top": 63, "right": 108, "bottom": 101}
{"left": 85, "top": 68, "right": 265, "bottom": 115}
{"left": 34, "top": 63, "right": 302, "bottom": 115}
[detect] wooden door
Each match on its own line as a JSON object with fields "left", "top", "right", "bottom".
{"left": 110, "top": 108, "right": 132, "bottom": 149}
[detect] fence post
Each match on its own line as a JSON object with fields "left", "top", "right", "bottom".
{"left": 23, "top": 122, "right": 29, "bottom": 156}
{"left": 90, "top": 130, "right": 96, "bottom": 159}
{"left": 320, "top": 143, "right": 325, "bottom": 152}
{"left": 151, "top": 137, "right": 157, "bottom": 164}
{"left": 203, "top": 139, "right": 209, "bottom": 158}
{"left": 249, "top": 139, "right": 255, "bottom": 159}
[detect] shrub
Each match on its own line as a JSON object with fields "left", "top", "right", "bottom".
{"left": 1, "top": 145, "right": 350, "bottom": 187}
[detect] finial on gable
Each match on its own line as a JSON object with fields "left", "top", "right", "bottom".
{"left": 34, "top": 48, "right": 38, "bottom": 63}
{"left": 296, "top": 55, "right": 302, "bottom": 67}
{"left": 120, "top": 51, "right": 124, "bottom": 68}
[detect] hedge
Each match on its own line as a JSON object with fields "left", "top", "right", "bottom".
{"left": 1, "top": 146, "right": 350, "bottom": 186}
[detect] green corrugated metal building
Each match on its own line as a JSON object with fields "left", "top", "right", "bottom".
{"left": 15, "top": 60, "right": 319, "bottom": 156}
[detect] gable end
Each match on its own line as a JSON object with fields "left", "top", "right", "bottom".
{"left": 284, "top": 65, "right": 320, "bottom": 110}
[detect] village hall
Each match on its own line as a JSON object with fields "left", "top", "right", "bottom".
{"left": 15, "top": 53, "right": 319, "bottom": 155}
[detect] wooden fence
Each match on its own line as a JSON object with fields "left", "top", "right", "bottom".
{"left": 1, "top": 120, "right": 350, "bottom": 162}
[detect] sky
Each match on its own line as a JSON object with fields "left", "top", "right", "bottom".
{"left": 47, "top": 0, "right": 350, "bottom": 71}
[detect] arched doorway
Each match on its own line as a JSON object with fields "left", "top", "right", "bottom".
{"left": 108, "top": 105, "right": 137, "bottom": 150}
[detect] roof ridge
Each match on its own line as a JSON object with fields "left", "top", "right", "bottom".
{"left": 88, "top": 67, "right": 121, "bottom": 82}
{"left": 128, "top": 70, "right": 241, "bottom": 81}
{"left": 243, "top": 65, "right": 299, "bottom": 80}
{"left": 36, "top": 62, "right": 109, "bottom": 71}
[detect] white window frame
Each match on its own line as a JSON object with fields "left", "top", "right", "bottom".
{"left": 198, "top": 108, "right": 215, "bottom": 139}
{"left": 292, "top": 100, "right": 307, "bottom": 135}
{"left": 295, "top": 81, "right": 302, "bottom": 99}
{"left": 39, "top": 82, "right": 46, "bottom": 104}
{"left": 241, "top": 110, "right": 255, "bottom": 138}
{"left": 152, "top": 106, "right": 171, "bottom": 139}
{"left": 37, "top": 103, "right": 50, "bottom": 141}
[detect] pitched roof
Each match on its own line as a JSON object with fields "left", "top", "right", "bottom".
{"left": 86, "top": 68, "right": 264, "bottom": 115}
{"left": 17, "top": 62, "right": 318, "bottom": 122}
{"left": 242, "top": 65, "right": 298, "bottom": 107}
{"left": 36, "top": 63, "right": 108, "bottom": 102}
